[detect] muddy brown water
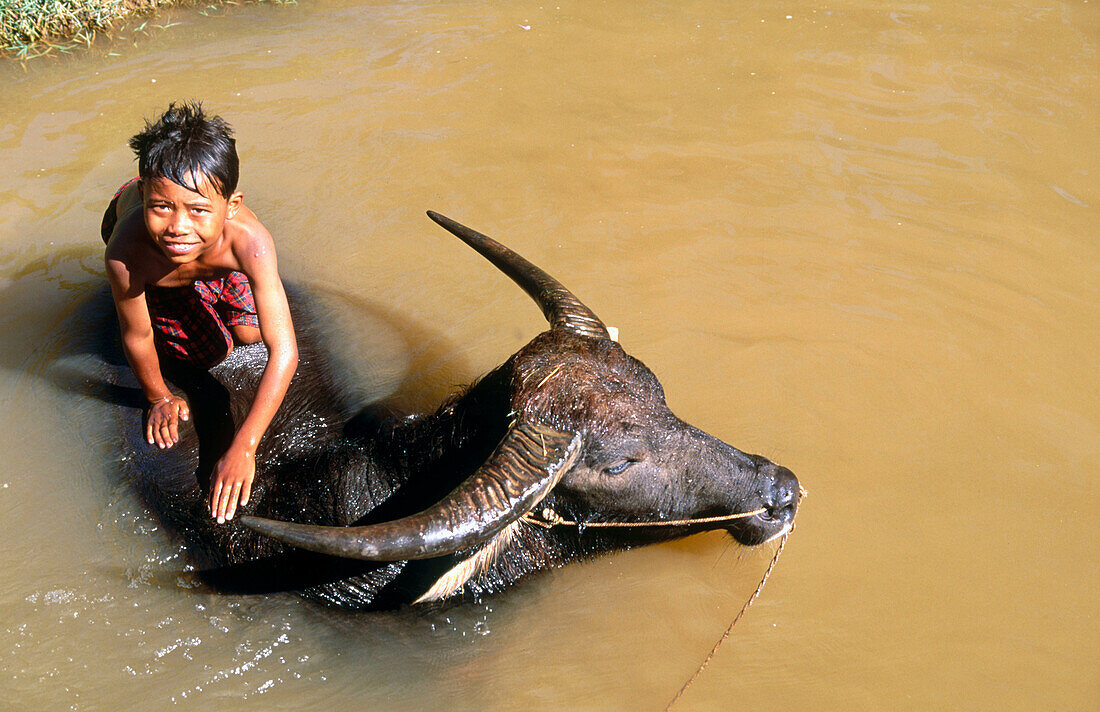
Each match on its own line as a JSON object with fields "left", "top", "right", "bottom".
{"left": 1, "top": 1, "right": 1097, "bottom": 709}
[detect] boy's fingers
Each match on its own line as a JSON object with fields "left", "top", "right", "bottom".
{"left": 210, "top": 480, "right": 222, "bottom": 518}
{"left": 240, "top": 479, "right": 252, "bottom": 507}
{"left": 217, "top": 482, "right": 236, "bottom": 523}
{"left": 167, "top": 418, "right": 179, "bottom": 446}
{"left": 225, "top": 482, "right": 242, "bottom": 521}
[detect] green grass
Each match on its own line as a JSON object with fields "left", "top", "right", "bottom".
{"left": 0, "top": 0, "right": 290, "bottom": 59}
{"left": 1, "top": 0, "right": 158, "bottom": 58}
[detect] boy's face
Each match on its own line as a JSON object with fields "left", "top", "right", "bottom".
{"left": 140, "top": 173, "right": 242, "bottom": 264}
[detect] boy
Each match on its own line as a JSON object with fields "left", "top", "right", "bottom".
{"left": 102, "top": 102, "right": 298, "bottom": 525}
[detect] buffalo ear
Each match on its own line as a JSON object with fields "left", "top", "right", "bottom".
{"left": 240, "top": 416, "right": 580, "bottom": 562}
{"left": 413, "top": 518, "right": 524, "bottom": 603}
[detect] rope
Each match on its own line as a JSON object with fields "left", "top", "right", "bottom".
{"left": 665, "top": 529, "right": 791, "bottom": 710}
{"left": 520, "top": 506, "right": 768, "bottom": 529}
{"left": 521, "top": 489, "right": 803, "bottom": 708}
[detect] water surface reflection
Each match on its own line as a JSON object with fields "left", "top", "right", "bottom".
{"left": 0, "top": 1, "right": 1096, "bottom": 709}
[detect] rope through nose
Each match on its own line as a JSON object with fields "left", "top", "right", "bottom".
{"left": 520, "top": 507, "right": 768, "bottom": 529}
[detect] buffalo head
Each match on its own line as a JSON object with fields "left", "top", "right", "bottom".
{"left": 241, "top": 212, "right": 799, "bottom": 593}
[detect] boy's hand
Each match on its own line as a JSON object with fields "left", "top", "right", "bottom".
{"left": 210, "top": 447, "right": 255, "bottom": 523}
{"left": 147, "top": 395, "right": 190, "bottom": 448}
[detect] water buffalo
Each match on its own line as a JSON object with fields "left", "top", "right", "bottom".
{"left": 119, "top": 212, "right": 799, "bottom": 610}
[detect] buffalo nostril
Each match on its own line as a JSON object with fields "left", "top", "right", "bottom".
{"left": 767, "top": 467, "right": 799, "bottom": 511}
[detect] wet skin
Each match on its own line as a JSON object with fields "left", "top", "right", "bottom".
{"left": 104, "top": 174, "right": 299, "bottom": 524}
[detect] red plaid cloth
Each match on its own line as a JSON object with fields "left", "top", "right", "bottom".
{"left": 102, "top": 179, "right": 259, "bottom": 368}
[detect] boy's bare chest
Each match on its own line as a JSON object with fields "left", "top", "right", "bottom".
{"left": 151, "top": 264, "right": 232, "bottom": 288}
{"left": 145, "top": 248, "right": 240, "bottom": 288}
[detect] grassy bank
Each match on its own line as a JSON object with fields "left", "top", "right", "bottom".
{"left": 1, "top": 0, "right": 167, "bottom": 57}
{"left": 0, "top": 0, "right": 287, "bottom": 59}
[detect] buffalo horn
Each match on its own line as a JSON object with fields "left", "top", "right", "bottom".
{"left": 426, "top": 211, "right": 610, "bottom": 339}
{"left": 240, "top": 417, "right": 580, "bottom": 561}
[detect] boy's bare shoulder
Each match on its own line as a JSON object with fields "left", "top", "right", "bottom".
{"left": 104, "top": 208, "right": 154, "bottom": 284}
{"left": 227, "top": 205, "right": 279, "bottom": 266}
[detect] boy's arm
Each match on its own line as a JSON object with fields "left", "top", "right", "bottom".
{"left": 209, "top": 232, "right": 298, "bottom": 523}
{"left": 104, "top": 257, "right": 190, "bottom": 448}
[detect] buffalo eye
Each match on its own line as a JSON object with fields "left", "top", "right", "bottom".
{"left": 604, "top": 460, "right": 636, "bottom": 476}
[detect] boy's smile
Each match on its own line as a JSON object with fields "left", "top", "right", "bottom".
{"left": 141, "top": 174, "right": 241, "bottom": 264}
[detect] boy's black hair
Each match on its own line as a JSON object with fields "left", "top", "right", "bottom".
{"left": 129, "top": 101, "right": 239, "bottom": 199}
